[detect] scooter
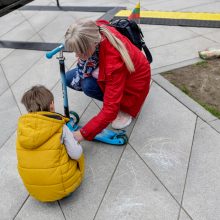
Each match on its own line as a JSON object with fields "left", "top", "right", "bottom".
{"left": 46, "top": 44, "right": 128, "bottom": 145}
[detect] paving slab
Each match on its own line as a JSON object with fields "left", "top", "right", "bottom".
{"left": 152, "top": 57, "right": 201, "bottom": 75}
{"left": 150, "top": 36, "right": 219, "bottom": 70}
{"left": 28, "top": 33, "right": 44, "bottom": 42}
{"left": 95, "top": 145, "right": 180, "bottom": 220}
{"left": 179, "top": 209, "right": 192, "bottom": 220}
{"left": 0, "top": 21, "right": 36, "bottom": 42}
{"left": 38, "top": 12, "right": 74, "bottom": 43}
{"left": 0, "top": 11, "right": 25, "bottom": 37}
{"left": 0, "top": 50, "right": 43, "bottom": 85}
{"left": 181, "top": 1, "right": 220, "bottom": 13}
{"left": 28, "top": 0, "right": 54, "bottom": 6}
{"left": 140, "top": 24, "right": 166, "bottom": 32}
{"left": 209, "top": 119, "right": 220, "bottom": 133}
{"left": 0, "top": 134, "right": 28, "bottom": 220}
{"left": 19, "top": 7, "right": 41, "bottom": 20}
{"left": 140, "top": 0, "right": 216, "bottom": 11}
{"left": 152, "top": 74, "right": 217, "bottom": 123}
{"left": 129, "top": 83, "right": 196, "bottom": 202}
{"left": 52, "top": 81, "right": 92, "bottom": 117}
{"left": 0, "top": 89, "right": 21, "bottom": 148}
{"left": 60, "top": 101, "right": 125, "bottom": 220}
{"left": 142, "top": 25, "right": 198, "bottom": 48}
{"left": 36, "top": 11, "right": 103, "bottom": 44}
{"left": 0, "top": 48, "right": 13, "bottom": 61}
{"left": 182, "top": 118, "right": 220, "bottom": 220}
{"left": 11, "top": 55, "right": 60, "bottom": 114}
{"left": 203, "top": 31, "right": 220, "bottom": 44}
{"left": 67, "top": 11, "right": 104, "bottom": 21}
{"left": 184, "top": 26, "right": 220, "bottom": 36}
{"left": 0, "top": 65, "right": 9, "bottom": 96}
{"left": 28, "top": 10, "right": 61, "bottom": 32}
{"left": 15, "top": 198, "right": 65, "bottom": 220}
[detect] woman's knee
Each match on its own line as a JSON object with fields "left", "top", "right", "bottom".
{"left": 65, "top": 68, "right": 78, "bottom": 88}
{"left": 81, "top": 78, "right": 92, "bottom": 94}
{"left": 81, "top": 77, "right": 103, "bottom": 101}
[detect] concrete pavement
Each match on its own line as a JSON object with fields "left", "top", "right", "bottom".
{"left": 0, "top": 0, "right": 220, "bottom": 219}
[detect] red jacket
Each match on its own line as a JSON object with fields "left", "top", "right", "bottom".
{"left": 80, "top": 20, "right": 151, "bottom": 140}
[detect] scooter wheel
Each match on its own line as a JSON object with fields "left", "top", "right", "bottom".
{"left": 120, "top": 134, "right": 128, "bottom": 145}
{"left": 69, "top": 111, "right": 80, "bottom": 124}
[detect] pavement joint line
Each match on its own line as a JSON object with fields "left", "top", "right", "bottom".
{"left": 0, "top": 2, "right": 57, "bottom": 41}
{"left": 151, "top": 77, "right": 205, "bottom": 119}
{"left": 92, "top": 144, "right": 128, "bottom": 220}
{"left": 0, "top": 64, "right": 10, "bottom": 97}
{"left": 57, "top": 201, "right": 67, "bottom": 220}
{"left": 0, "top": 18, "right": 25, "bottom": 39}
{"left": 19, "top": 10, "right": 46, "bottom": 43}
{"left": 92, "top": 116, "right": 139, "bottom": 219}
{"left": 92, "top": 99, "right": 102, "bottom": 110}
{"left": 3, "top": 8, "right": 69, "bottom": 69}
{"left": 201, "top": 34, "right": 220, "bottom": 44}
{"left": 129, "top": 142, "right": 182, "bottom": 208}
{"left": 12, "top": 195, "right": 30, "bottom": 220}
{"left": 79, "top": 98, "right": 94, "bottom": 120}
{"left": 148, "top": 35, "right": 201, "bottom": 51}
{"left": 179, "top": 207, "right": 194, "bottom": 220}
{"left": 152, "top": 77, "right": 220, "bottom": 135}
{"left": 152, "top": 57, "right": 202, "bottom": 75}
{"left": 0, "top": 62, "right": 22, "bottom": 149}
{"left": 177, "top": 0, "right": 219, "bottom": 12}
{"left": 0, "top": 128, "right": 17, "bottom": 151}
{"left": 1, "top": 52, "right": 44, "bottom": 94}
{"left": 177, "top": 116, "right": 198, "bottom": 220}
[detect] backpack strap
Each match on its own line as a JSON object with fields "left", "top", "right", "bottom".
{"left": 142, "top": 41, "right": 153, "bottom": 64}
{"left": 108, "top": 19, "right": 153, "bottom": 64}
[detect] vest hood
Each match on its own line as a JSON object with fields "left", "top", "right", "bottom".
{"left": 17, "top": 112, "right": 68, "bottom": 149}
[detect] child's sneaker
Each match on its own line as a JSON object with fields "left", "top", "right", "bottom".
{"left": 111, "top": 111, "right": 132, "bottom": 129}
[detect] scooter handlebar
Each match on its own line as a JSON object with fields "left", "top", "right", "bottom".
{"left": 46, "top": 44, "right": 64, "bottom": 59}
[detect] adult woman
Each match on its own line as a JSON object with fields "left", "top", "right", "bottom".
{"left": 65, "top": 19, "right": 151, "bottom": 141}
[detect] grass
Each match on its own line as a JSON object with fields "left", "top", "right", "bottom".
{"left": 194, "top": 60, "right": 208, "bottom": 67}
{"left": 163, "top": 59, "right": 220, "bottom": 119}
{"left": 199, "top": 102, "right": 220, "bottom": 119}
{"left": 179, "top": 85, "right": 220, "bottom": 119}
{"left": 180, "top": 85, "right": 190, "bottom": 95}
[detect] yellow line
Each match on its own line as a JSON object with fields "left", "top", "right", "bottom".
{"left": 116, "top": 10, "right": 220, "bottom": 21}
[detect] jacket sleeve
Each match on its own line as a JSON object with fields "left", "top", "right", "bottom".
{"left": 80, "top": 66, "right": 127, "bottom": 140}
{"left": 62, "top": 125, "right": 83, "bottom": 159}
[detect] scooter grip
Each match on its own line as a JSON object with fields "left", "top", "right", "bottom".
{"left": 46, "top": 44, "right": 64, "bottom": 59}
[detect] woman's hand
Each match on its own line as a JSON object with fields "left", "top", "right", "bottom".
{"left": 73, "top": 130, "right": 84, "bottom": 142}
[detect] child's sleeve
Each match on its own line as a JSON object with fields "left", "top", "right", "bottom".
{"left": 61, "top": 125, "right": 83, "bottom": 160}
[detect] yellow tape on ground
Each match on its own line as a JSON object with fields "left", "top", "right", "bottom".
{"left": 116, "top": 10, "right": 220, "bottom": 21}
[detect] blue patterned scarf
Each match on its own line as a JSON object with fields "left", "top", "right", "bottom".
{"left": 70, "top": 46, "right": 99, "bottom": 91}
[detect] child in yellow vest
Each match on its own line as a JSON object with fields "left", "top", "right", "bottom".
{"left": 16, "top": 85, "right": 84, "bottom": 202}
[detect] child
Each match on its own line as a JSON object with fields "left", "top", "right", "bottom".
{"left": 16, "top": 85, "right": 84, "bottom": 202}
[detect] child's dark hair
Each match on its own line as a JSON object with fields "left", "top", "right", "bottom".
{"left": 21, "top": 85, "right": 54, "bottom": 112}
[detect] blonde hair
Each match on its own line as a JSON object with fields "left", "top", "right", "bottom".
{"left": 65, "top": 20, "right": 135, "bottom": 72}
{"left": 21, "top": 85, "right": 54, "bottom": 112}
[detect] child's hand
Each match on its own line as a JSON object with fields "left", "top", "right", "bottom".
{"left": 73, "top": 130, "right": 84, "bottom": 142}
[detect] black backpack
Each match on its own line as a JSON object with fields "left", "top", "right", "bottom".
{"left": 109, "top": 18, "right": 153, "bottom": 64}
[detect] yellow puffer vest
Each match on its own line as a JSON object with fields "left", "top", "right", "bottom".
{"left": 16, "top": 111, "right": 84, "bottom": 202}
